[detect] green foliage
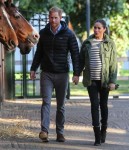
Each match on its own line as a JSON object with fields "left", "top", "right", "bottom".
{"left": 69, "top": 0, "right": 125, "bottom": 37}
{"left": 18, "top": 0, "right": 31, "bottom": 9}
{"left": 14, "top": 0, "right": 74, "bottom": 13}
{"left": 13, "top": 0, "right": 129, "bottom": 57}
{"left": 110, "top": 2, "right": 129, "bottom": 57}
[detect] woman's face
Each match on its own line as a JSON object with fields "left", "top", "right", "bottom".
{"left": 93, "top": 22, "right": 106, "bottom": 39}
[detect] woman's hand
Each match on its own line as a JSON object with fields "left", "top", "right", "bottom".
{"left": 108, "top": 83, "right": 116, "bottom": 91}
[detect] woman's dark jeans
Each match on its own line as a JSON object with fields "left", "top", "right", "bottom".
{"left": 87, "top": 80, "right": 109, "bottom": 127}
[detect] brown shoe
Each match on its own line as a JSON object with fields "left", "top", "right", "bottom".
{"left": 39, "top": 131, "right": 49, "bottom": 142}
{"left": 56, "top": 134, "right": 65, "bottom": 142}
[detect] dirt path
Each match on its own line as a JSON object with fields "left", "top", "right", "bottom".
{"left": 0, "top": 98, "right": 129, "bottom": 150}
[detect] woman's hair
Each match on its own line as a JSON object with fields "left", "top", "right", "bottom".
{"left": 49, "top": 6, "right": 63, "bottom": 17}
{"left": 94, "top": 19, "right": 109, "bottom": 35}
{"left": 95, "top": 19, "right": 106, "bottom": 28}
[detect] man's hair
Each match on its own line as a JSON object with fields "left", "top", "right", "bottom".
{"left": 49, "top": 6, "right": 63, "bottom": 17}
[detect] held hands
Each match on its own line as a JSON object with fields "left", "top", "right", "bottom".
{"left": 30, "top": 71, "right": 36, "bottom": 80}
{"left": 108, "top": 83, "right": 116, "bottom": 91}
{"left": 72, "top": 76, "right": 79, "bottom": 85}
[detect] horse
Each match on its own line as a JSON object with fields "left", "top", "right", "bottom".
{"left": 4, "top": 0, "right": 39, "bottom": 54}
{"left": 0, "top": 0, "right": 18, "bottom": 51}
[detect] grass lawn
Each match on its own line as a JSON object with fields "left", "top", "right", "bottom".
{"left": 69, "top": 81, "right": 129, "bottom": 96}
{"left": 119, "top": 70, "right": 129, "bottom": 76}
{"left": 15, "top": 71, "right": 129, "bottom": 97}
{"left": 69, "top": 74, "right": 129, "bottom": 96}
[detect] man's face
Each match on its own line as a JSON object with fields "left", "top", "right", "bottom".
{"left": 49, "top": 12, "right": 62, "bottom": 29}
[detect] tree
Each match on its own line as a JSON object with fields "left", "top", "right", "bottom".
{"left": 14, "top": 0, "right": 129, "bottom": 57}
{"left": 69, "top": 0, "right": 125, "bottom": 38}
{"left": 14, "top": 0, "right": 122, "bottom": 34}
{"left": 110, "top": 2, "right": 129, "bottom": 57}
{"left": 14, "top": 0, "right": 123, "bottom": 34}
{"left": 14, "top": 0, "right": 74, "bottom": 13}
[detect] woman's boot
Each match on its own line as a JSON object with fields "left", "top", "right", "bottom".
{"left": 93, "top": 126, "right": 101, "bottom": 146}
{"left": 101, "top": 125, "right": 107, "bottom": 143}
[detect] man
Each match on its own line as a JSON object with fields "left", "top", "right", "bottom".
{"left": 30, "top": 6, "right": 80, "bottom": 142}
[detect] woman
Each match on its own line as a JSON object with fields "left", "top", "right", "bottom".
{"left": 79, "top": 19, "right": 117, "bottom": 146}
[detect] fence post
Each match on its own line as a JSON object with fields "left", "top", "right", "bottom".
{"left": 4, "top": 51, "right": 15, "bottom": 99}
{"left": 0, "top": 43, "right": 5, "bottom": 109}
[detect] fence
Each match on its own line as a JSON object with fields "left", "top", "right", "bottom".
{"left": 0, "top": 11, "right": 129, "bottom": 101}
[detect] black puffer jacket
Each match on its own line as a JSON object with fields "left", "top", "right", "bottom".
{"left": 30, "top": 21, "right": 80, "bottom": 76}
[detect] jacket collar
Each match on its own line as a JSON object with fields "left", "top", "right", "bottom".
{"left": 87, "top": 33, "right": 110, "bottom": 43}
{"left": 45, "top": 20, "right": 68, "bottom": 33}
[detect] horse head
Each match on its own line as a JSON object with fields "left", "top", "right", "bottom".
{"left": 4, "top": 0, "right": 39, "bottom": 54}
{"left": 0, "top": 0, "right": 18, "bottom": 51}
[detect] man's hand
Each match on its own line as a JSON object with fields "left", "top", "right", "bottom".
{"left": 72, "top": 76, "right": 79, "bottom": 85}
{"left": 30, "top": 71, "right": 36, "bottom": 80}
{"left": 108, "top": 83, "right": 116, "bottom": 91}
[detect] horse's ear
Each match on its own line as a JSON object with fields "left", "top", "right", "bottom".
{"left": 9, "top": 0, "right": 13, "bottom": 2}
{"left": 7, "top": 0, "right": 13, "bottom": 4}
{"left": 15, "top": 1, "right": 19, "bottom": 7}
{"left": 1, "top": 0, "right": 5, "bottom": 3}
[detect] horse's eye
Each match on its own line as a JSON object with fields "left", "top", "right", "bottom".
{"left": 14, "top": 13, "right": 20, "bottom": 18}
{"left": 0, "top": 15, "right": 2, "bottom": 19}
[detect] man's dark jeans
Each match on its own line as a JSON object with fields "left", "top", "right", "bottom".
{"left": 87, "top": 80, "right": 109, "bottom": 127}
{"left": 40, "top": 72, "right": 69, "bottom": 135}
